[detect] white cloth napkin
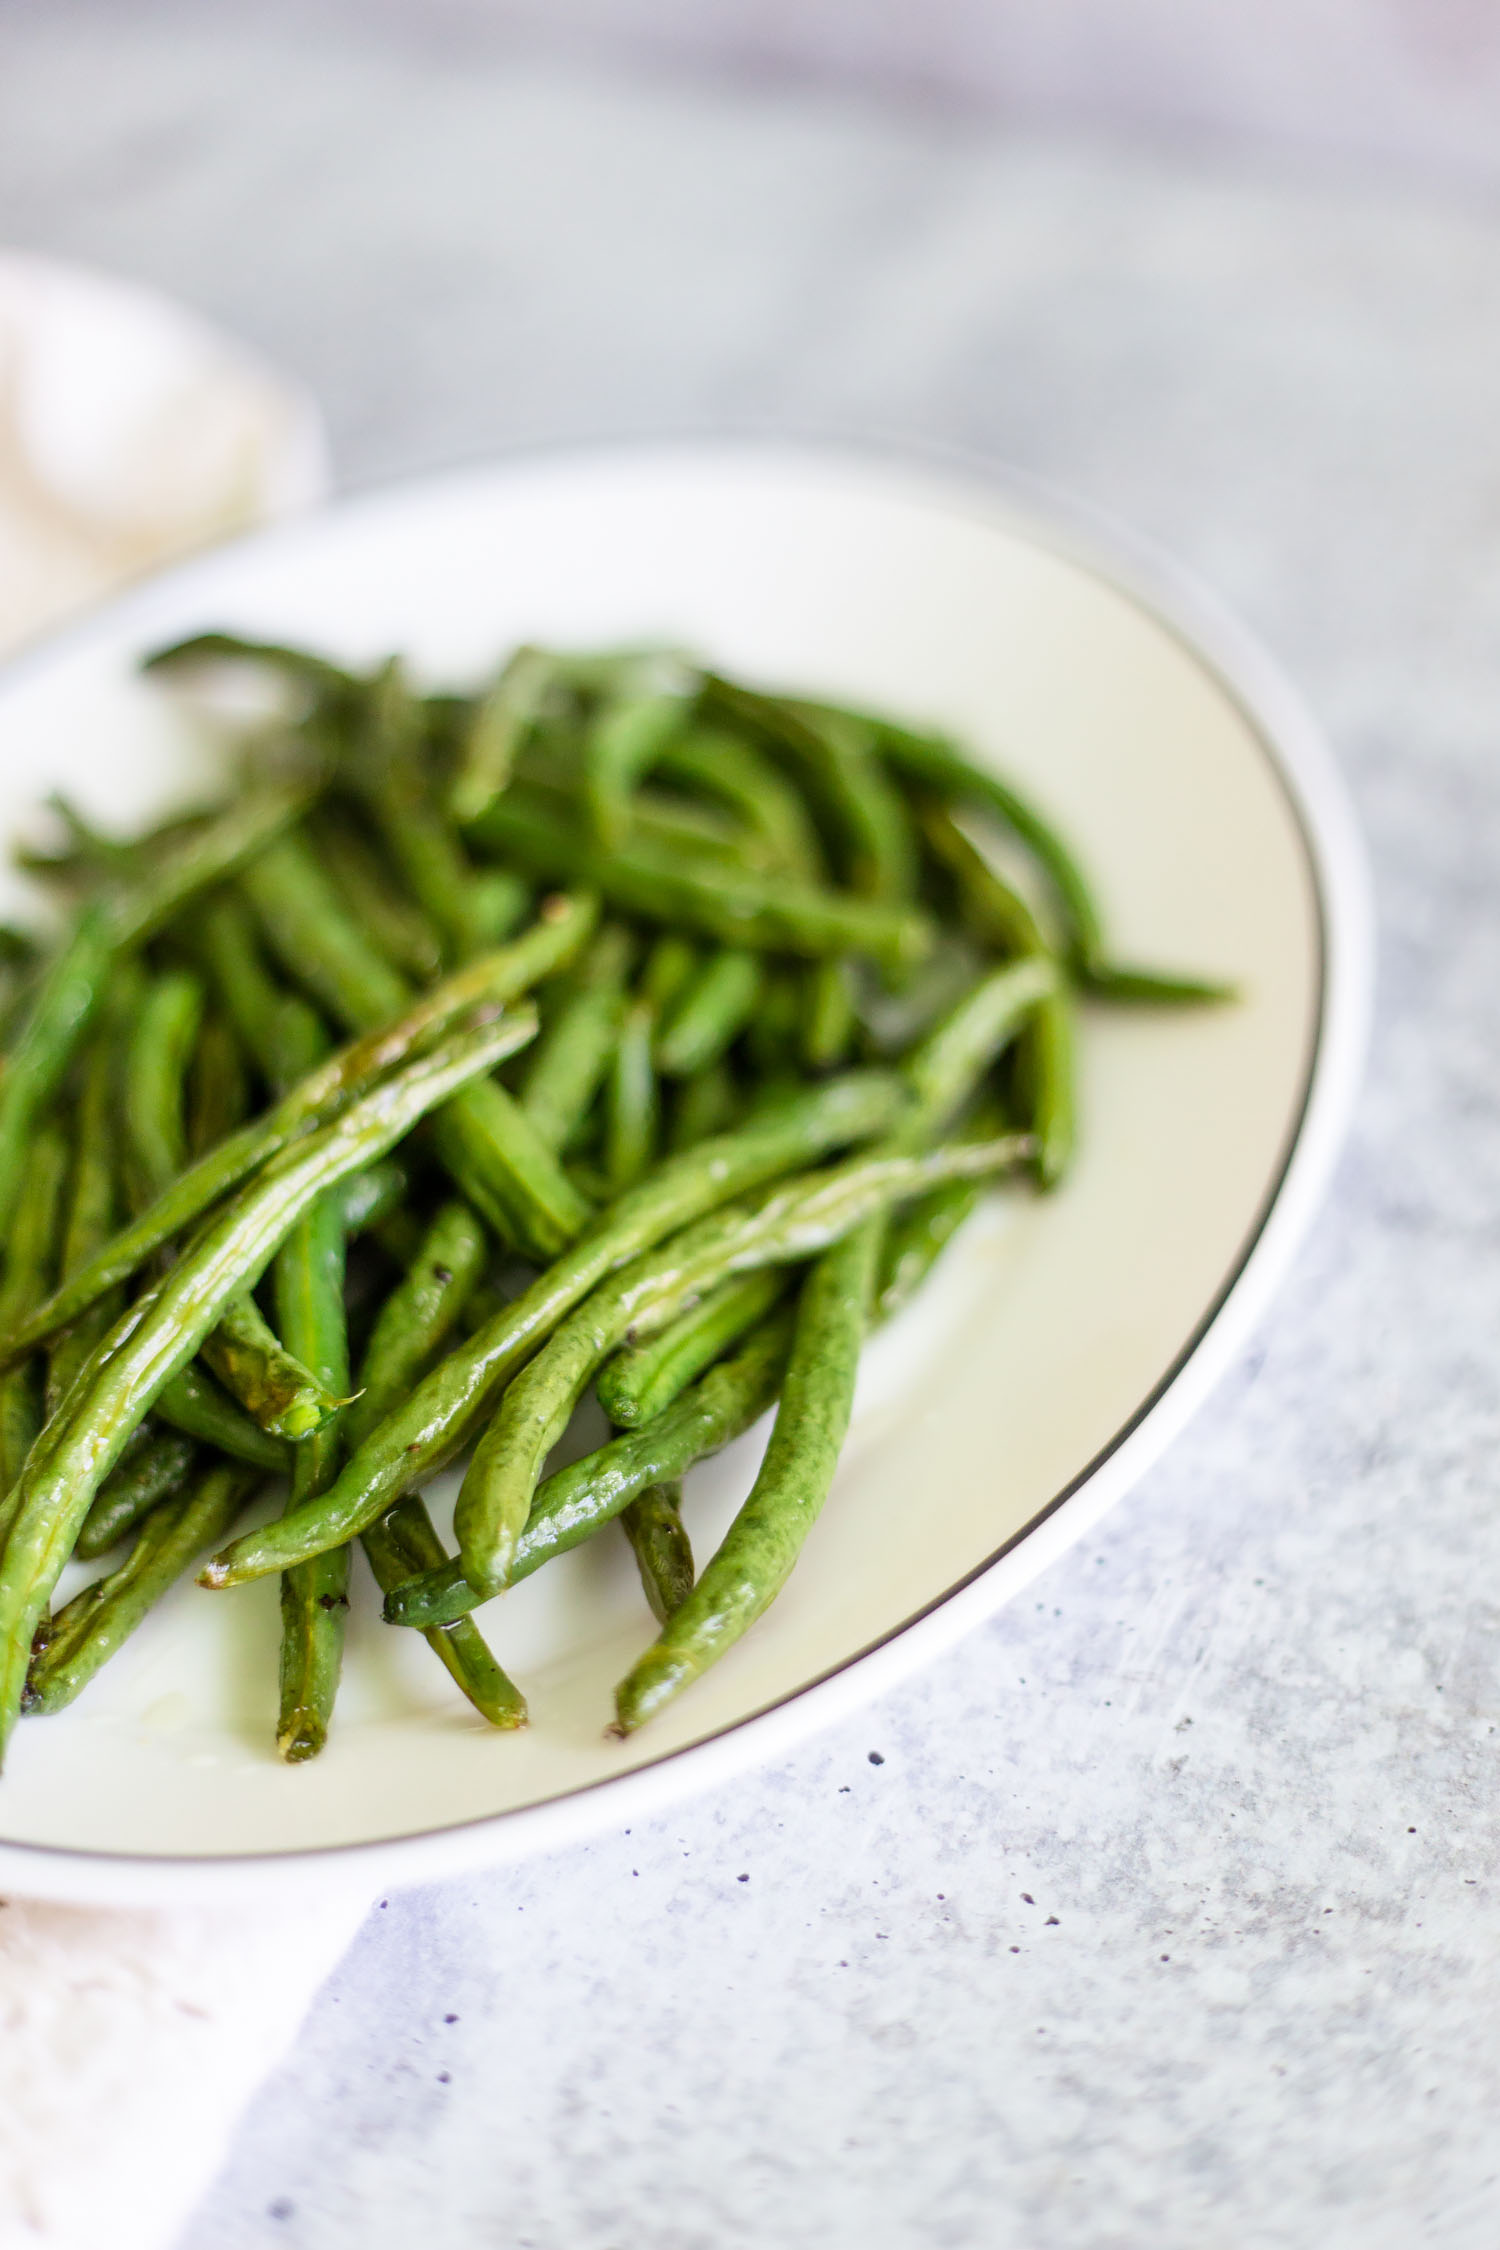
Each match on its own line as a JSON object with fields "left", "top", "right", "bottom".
{"left": 0, "top": 249, "right": 327, "bottom": 649}
{"left": 0, "top": 1894, "right": 365, "bottom": 2249}
{"left": 0, "top": 251, "right": 365, "bottom": 2250}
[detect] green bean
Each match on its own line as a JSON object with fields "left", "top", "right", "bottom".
{"left": 243, "top": 830, "right": 408, "bottom": 1030}
{"left": 118, "top": 968, "right": 342, "bottom": 1439}
{"left": 597, "top": 1267, "right": 786, "bottom": 1428}
{"left": 605, "top": 999, "right": 659, "bottom": 1195}
{"left": 333, "top": 1159, "right": 410, "bottom": 1239}
{"left": 273, "top": 1185, "right": 353, "bottom": 1761}
{"left": 877, "top": 724, "right": 1098, "bottom": 958}
{"left": 123, "top": 970, "right": 205, "bottom": 1210}
{"left": 0, "top": 925, "right": 38, "bottom": 969}
{"left": 467, "top": 791, "right": 932, "bottom": 974}
{"left": 246, "top": 834, "right": 594, "bottom": 1256}
{"left": 518, "top": 924, "right": 631, "bottom": 1152}
{"left": 701, "top": 680, "right": 914, "bottom": 904}
{"left": 879, "top": 724, "right": 1234, "bottom": 1000}
{"left": 429, "top": 1078, "right": 593, "bottom": 1260}
{"left": 630, "top": 791, "right": 762, "bottom": 871}
{"left": 1015, "top": 984, "right": 1076, "bottom": 1190}
{"left": 875, "top": 1174, "right": 986, "bottom": 1325}
{"left": 452, "top": 1131, "right": 1032, "bottom": 1598}
{"left": 1081, "top": 963, "right": 1239, "bottom": 1004}
{"left": 802, "top": 958, "right": 857, "bottom": 1072}
{"left": 585, "top": 686, "right": 693, "bottom": 849}
{"left": 0, "top": 1131, "right": 69, "bottom": 1501}
{"left": 469, "top": 870, "right": 533, "bottom": 945}
{"left": 782, "top": 700, "right": 919, "bottom": 905}
{"left": 355, "top": 660, "right": 491, "bottom": 966}
{"left": 0, "top": 903, "right": 114, "bottom": 1241}
{"left": 668, "top": 1059, "right": 739, "bottom": 1152}
{"left": 614, "top": 1218, "right": 879, "bottom": 1732}
{"left": 655, "top": 950, "right": 762, "bottom": 1079}
{"left": 0, "top": 784, "right": 310, "bottom": 1238}
{"left": 641, "top": 934, "right": 698, "bottom": 1015}
{"left": 343, "top": 1199, "right": 487, "bottom": 1452}
{"left": 873, "top": 1097, "right": 1006, "bottom": 1325}
{"left": 153, "top": 1363, "right": 290, "bottom": 1472}
{"left": 622, "top": 1482, "right": 693, "bottom": 1625}
{"left": 448, "top": 645, "right": 556, "bottom": 826}
{"left": 384, "top": 1310, "right": 794, "bottom": 1629}
{"left": 0, "top": 953, "right": 32, "bottom": 1047}
{"left": 200, "top": 1293, "right": 345, "bottom": 1443}
{"left": 656, "top": 728, "right": 824, "bottom": 881}
{"left": 186, "top": 1011, "right": 252, "bottom": 1159}
{"left": 746, "top": 967, "right": 803, "bottom": 1079}
{"left": 841, "top": 956, "right": 1051, "bottom": 1391}
{"left": 912, "top": 797, "right": 1048, "bottom": 959}
{"left": 902, "top": 956, "right": 1057, "bottom": 1143}
{"left": 25, "top": 793, "right": 209, "bottom": 887}
{"left": 106, "top": 783, "right": 314, "bottom": 951}
{"left": 0, "top": 1009, "right": 534, "bottom": 1758}
{"left": 75, "top": 1428, "right": 200, "bottom": 1560}
{"left": 368, "top": 1205, "right": 428, "bottom": 1274}
{"left": 24, "top": 1461, "right": 259, "bottom": 1716}
{"left": 559, "top": 1157, "right": 608, "bottom": 1207}
{"left": 2, "top": 922, "right": 582, "bottom": 1368}
{"left": 45, "top": 983, "right": 137, "bottom": 1421}
{"left": 143, "top": 629, "right": 357, "bottom": 707}
{"left": 312, "top": 810, "right": 444, "bottom": 984}
{"left": 201, "top": 1071, "right": 903, "bottom": 1586}
{"left": 194, "top": 892, "right": 321, "bottom": 1087}
{"left": 361, "top": 1499, "right": 526, "bottom": 1727}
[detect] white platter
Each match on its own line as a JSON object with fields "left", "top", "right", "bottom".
{"left": 0, "top": 442, "right": 1369, "bottom": 1904}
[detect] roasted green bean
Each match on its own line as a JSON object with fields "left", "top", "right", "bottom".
{"left": 273, "top": 1185, "right": 353, "bottom": 1761}
{"left": 518, "top": 924, "right": 631, "bottom": 1152}
{"left": 384, "top": 1310, "right": 794, "bottom": 1629}
{"left": 361, "top": 1498, "right": 527, "bottom": 1726}
{"left": 622, "top": 1481, "right": 694, "bottom": 1625}
{"left": 605, "top": 998, "right": 659, "bottom": 1195}
{"left": 597, "top": 1266, "right": 786, "bottom": 1428}
{"left": 0, "top": 630, "right": 1231, "bottom": 1755}
{"left": 75, "top": 1428, "right": 200, "bottom": 1560}
{"left": 25, "top": 1461, "right": 259, "bottom": 1716}
{"left": 0, "top": 1008, "right": 535, "bottom": 1756}
{"left": 1, "top": 926, "right": 578, "bottom": 1368}
{"left": 0, "top": 1131, "right": 69, "bottom": 1504}
{"left": 467, "top": 791, "right": 932, "bottom": 975}
{"left": 880, "top": 723, "right": 1233, "bottom": 1000}
{"left": 452, "top": 1132, "right": 1032, "bottom": 1599}
{"left": 448, "top": 645, "right": 556, "bottom": 827}
{"left": 343, "top": 1199, "right": 488, "bottom": 1453}
{"left": 613, "top": 1220, "right": 879, "bottom": 1732}
{"left": 656, "top": 949, "right": 761, "bottom": 1079}
{"left": 153, "top": 1362, "right": 290, "bottom": 1472}
{"left": 200, "top": 1072, "right": 903, "bottom": 1586}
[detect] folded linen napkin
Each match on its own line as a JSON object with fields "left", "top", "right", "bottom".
{"left": 0, "top": 249, "right": 327, "bottom": 649}
{"left": 0, "top": 1894, "right": 365, "bottom": 2249}
{"left": 0, "top": 251, "right": 364, "bottom": 2250}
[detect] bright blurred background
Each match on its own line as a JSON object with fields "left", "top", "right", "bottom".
{"left": 14, "top": 0, "right": 1500, "bottom": 178}
{"left": 309, "top": 0, "right": 1500, "bottom": 181}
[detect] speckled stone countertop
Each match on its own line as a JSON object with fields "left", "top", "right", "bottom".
{"left": 5, "top": 12, "right": 1500, "bottom": 2246}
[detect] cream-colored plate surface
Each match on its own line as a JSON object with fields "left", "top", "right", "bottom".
{"left": 0, "top": 445, "right": 1368, "bottom": 1902}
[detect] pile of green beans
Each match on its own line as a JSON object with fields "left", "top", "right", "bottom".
{"left": 0, "top": 633, "right": 1230, "bottom": 1765}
